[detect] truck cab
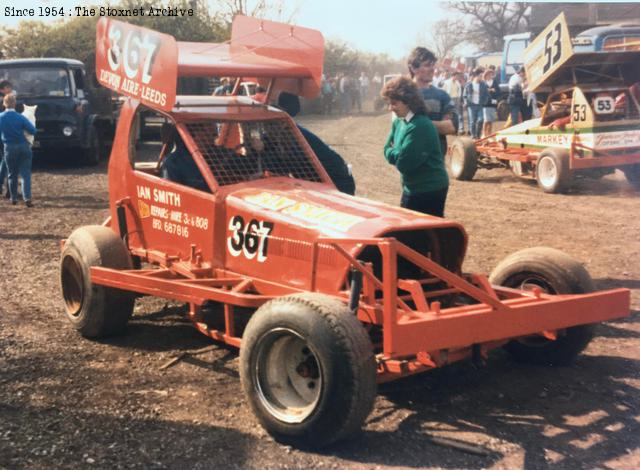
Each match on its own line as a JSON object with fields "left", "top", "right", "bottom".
{"left": 499, "top": 32, "right": 532, "bottom": 90}
{"left": 0, "top": 58, "right": 114, "bottom": 165}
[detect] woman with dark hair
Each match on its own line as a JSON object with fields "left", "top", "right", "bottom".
{"left": 381, "top": 76, "right": 449, "bottom": 217}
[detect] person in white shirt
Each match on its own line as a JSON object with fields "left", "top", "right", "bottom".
{"left": 482, "top": 69, "right": 499, "bottom": 137}
{"left": 463, "top": 68, "right": 489, "bottom": 138}
{"left": 507, "top": 66, "right": 526, "bottom": 125}
{"left": 359, "top": 72, "right": 370, "bottom": 101}
{"left": 443, "top": 72, "right": 463, "bottom": 134}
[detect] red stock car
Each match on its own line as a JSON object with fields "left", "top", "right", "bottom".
{"left": 59, "top": 17, "right": 630, "bottom": 448}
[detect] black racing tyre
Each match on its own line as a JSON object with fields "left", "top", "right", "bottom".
{"left": 240, "top": 293, "right": 376, "bottom": 448}
{"left": 536, "top": 148, "right": 570, "bottom": 193}
{"left": 489, "top": 247, "right": 595, "bottom": 366}
{"left": 622, "top": 164, "right": 640, "bottom": 189}
{"left": 447, "top": 137, "right": 478, "bottom": 181}
{"left": 81, "top": 127, "right": 100, "bottom": 166}
{"left": 60, "top": 225, "right": 134, "bottom": 338}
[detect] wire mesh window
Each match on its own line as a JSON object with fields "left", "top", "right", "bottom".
{"left": 185, "top": 118, "right": 323, "bottom": 186}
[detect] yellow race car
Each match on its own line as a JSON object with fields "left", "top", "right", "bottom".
{"left": 448, "top": 13, "right": 640, "bottom": 193}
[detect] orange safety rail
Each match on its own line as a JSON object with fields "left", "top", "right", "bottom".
{"left": 88, "top": 233, "right": 629, "bottom": 382}
{"left": 475, "top": 139, "right": 540, "bottom": 163}
{"left": 316, "top": 237, "right": 629, "bottom": 361}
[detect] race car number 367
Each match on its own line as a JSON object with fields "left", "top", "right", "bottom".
{"left": 227, "top": 215, "right": 275, "bottom": 262}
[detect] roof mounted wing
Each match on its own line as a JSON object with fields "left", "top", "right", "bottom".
{"left": 96, "top": 16, "right": 324, "bottom": 112}
{"left": 524, "top": 13, "right": 640, "bottom": 92}
{"left": 179, "top": 15, "right": 324, "bottom": 99}
{"left": 524, "top": 13, "right": 573, "bottom": 92}
{"left": 96, "top": 18, "right": 178, "bottom": 112}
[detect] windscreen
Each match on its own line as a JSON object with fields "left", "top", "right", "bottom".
{"left": 185, "top": 118, "right": 324, "bottom": 186}
{"left": 0, "top": 66, "right": 71, "bottom": 98}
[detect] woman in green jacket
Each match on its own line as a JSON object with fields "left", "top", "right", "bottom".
{"left": 381, "top": 76, "right": 449, "bottom": 217}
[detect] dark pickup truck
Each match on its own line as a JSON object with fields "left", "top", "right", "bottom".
{"left": 0, "top": 58, "right": 115, "bottom": 165}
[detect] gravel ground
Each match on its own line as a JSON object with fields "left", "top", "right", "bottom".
{"left": 0, "top": 112, "right": 638, "bottom": 469}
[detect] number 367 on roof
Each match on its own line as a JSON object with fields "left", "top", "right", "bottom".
{"left": 95, "top": 18, "right": 178, "bottom": 111}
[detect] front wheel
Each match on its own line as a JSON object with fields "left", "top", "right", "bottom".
{"left": 240, "top": 293, "right": 376, "bottom": 448}
{"left": 489, "top": 247, "right": 595, "bottom": 365}
{"left": 536, "top": 148, "right": 570, "bottom": 193}
{"left": 447, "top": 137, "right": 478, "bottom": 181}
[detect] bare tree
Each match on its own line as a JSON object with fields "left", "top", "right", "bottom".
{"left": 447, "top": 1, "right": 531, "bottom": 51}
{"left": 429, "top": 18, "right": 465, "bottom": 59}
{"left": 212, "top": 0, "right": 301, "bottom": 23}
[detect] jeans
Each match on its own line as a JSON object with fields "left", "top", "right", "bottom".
{"left": 400, "top": 186, "right": 449, "bottom": 217}
{"left": 4, "top": 143, "right": 32, "bottom": 201}
{"left": 510, "top": 104, "right": 521, "bottom": 126}
{"left": 454, "top": 97, "right": 464, "bottom": 133}
{"left": 467, "top": 104, "right": 483, "bottom": 139}
{"left": 340, "top": 92, "right": 351, "bottom": 114}
{"left": 0, "top": 149, "right": 6, "bottom": 190}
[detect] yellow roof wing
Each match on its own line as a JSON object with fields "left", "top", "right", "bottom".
{"left": 524, "top": 13, "right": 640, "bottom": 92}
{"left": 524, "top": 12, "right": 573, "bottom": 92}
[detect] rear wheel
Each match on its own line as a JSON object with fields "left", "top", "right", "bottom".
{"left": 622, "top": 164, "right": 640, "bottom": 189}
{"left": 536, "top": 148, "right": 570, "bottom": 193}
{"left": 60, "top": 225, "right": 134, "bottom": 338}
{"left": 447, "top": 137, "right": 478, "bottom": 181}
{"left": 489, "top": 247, "right": 595, "bottom": 365}
{"left": 240, "top": 293, "right": 376, "bottom": 448}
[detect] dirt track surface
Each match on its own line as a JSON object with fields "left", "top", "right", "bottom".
{"left": 1, "top": 113, "right": 639, "bottom": 469}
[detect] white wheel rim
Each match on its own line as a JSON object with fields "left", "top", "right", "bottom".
{"left": 253, "top": 328, "right": 322, "bottom": 424}
{"left": 451, "top": 146, "right": 464, "bottom": 175}
{"left": 538, "top": 156, "right": 558, "bottom": 188}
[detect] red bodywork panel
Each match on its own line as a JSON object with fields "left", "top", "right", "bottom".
{"left": 96, "top": 16, "right": 323, "bottom": 114}
{"left": 109, "top": 100, "right": 468, "bottom": 295}
{"left": 96, "top": 18, "right": 178, "bottom": 111}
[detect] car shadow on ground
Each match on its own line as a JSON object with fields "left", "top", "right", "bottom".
{"left": 0, "top": 232, "right": 61, "bottom": 241}
{"left": 0, "top": 401, "right": 254, "bottom": 469}
{"left": 596, "top": 278, "right": 640, "bottom": 290}
{"left": 596, "top": 310, "right": 640, "bottom": 339}
{"left": 466, "top": 170, "right": 636, "bottom": 196}
{"left": 105, "top": 304, "right": 212, "bottom": 354}
{"left": 327, "top": 352, "right": 639, "bottom": 469}
{"left": 89, "top": 302, "right": 639, "bottom": 468}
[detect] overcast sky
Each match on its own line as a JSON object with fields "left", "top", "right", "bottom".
{"left": 0, "top": 0, "right": 623, "bottom": 59}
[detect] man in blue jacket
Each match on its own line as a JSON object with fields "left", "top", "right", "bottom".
{"left": 0, "top": 93, "right": 36, "bottom": 206}
{"left": 276, "top": 92, "right": 356, "bottom": 195}
{"left": 407, "top": 47, "right": 457, "bottom": 156}
{"left": 0, "top": 80, "right": 13, "bottom": 198}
